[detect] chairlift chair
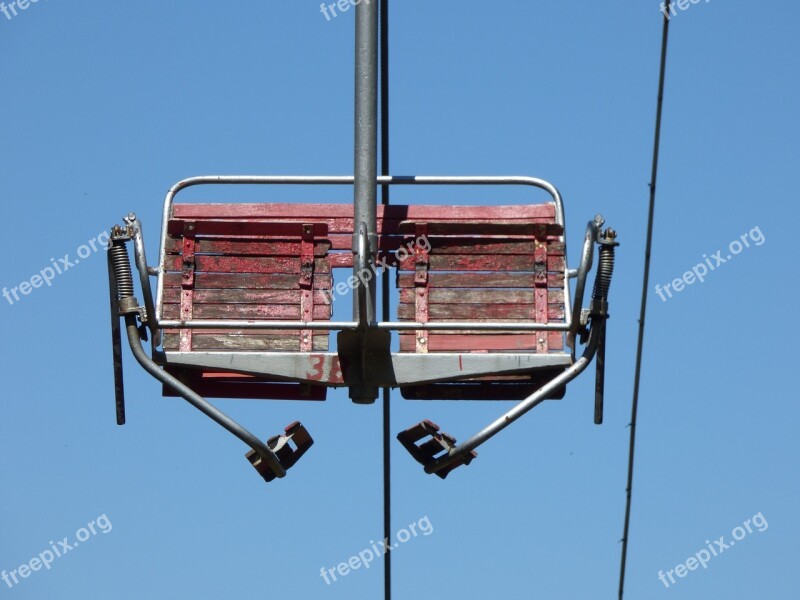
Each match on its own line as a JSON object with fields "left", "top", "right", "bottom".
{"left": 107, "top": 176, "right": 617, "bottom": 482}
{"left": 106, "top": 3, "right": 618, "bottom": 484}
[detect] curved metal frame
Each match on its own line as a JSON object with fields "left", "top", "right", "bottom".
{"left": 152, "top": 175, "right": 572, "bottom": 334}
{"left": 568, "top": 219, "right": 601, "bottom": 353}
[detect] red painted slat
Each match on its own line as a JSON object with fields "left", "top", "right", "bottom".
{"left": 396, "top": 222, "right": 560, "bottom": 236}
{"left": 162, "top": 333, "right": 329, "bottom": 351}
{"left": 402, "top": 240, "right": 540, "bottom": 255}
{"left": 162, "top": 288, "right": 331, "bottom": 305}
{"left": 163, "top": 273, "right": 332, "bottom": 290}
{"left": 397, "top": 303, "right": 562, "bottom": 320}
{"left": 164, "top": 327, "right": 324, "bottom": 336}
{"left": 162, "top": 303, "right": 331, "bottom": 320}
{"left": 162, "top": 376, "right": 327, "bottom": 401}
{"left": 399, "top": 334, "right": 541, "bottom": 352}
{"left": 398, "top": 288, "right": 543, "bottom": 304}
{"left": 165, "top": 238, "right": 331, "bottom": 257}
{"left": 396, "top": 273, "right": 564, "bottom": 289}
{"left": 400, "top": 382, "right": 565, "bottom": 401}
{"left": 397, "top": 254, "right": 539, "bottom": 272}
{"left": 396, "top": 255, "right": 566, "bottom": 273}
{"left": 168, "top": 217, "right": 557, "bottom": 237}
{"left": 166, "top": 256, "right": 331, "bottom": 274}
{"left": 548, "top": 331, "right": 564, "bottom": 350}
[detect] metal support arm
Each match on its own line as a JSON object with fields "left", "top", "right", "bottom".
{"left": 123, "top": 315, "right": 287, "bottom": 479}
{"left": 422, "top": 323, "right": 601, "bottom": 476}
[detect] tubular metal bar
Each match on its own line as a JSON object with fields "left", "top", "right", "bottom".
{"left": 568, "top": 220, "right": 599, "bottom": 349}
{"left": 158, "top": 319, "right": 568, "bottom": 332}
{"left": 377, "top": 321, "right": 567, "bottom": 331}
{"left": 123, "top": 315, "right": 286, "bottom": 478}
{"left": 159, "top": 320, "right": 359, "bottom": 330}
{"left": 423, "top": 324, "right": 601, "bottom": 476}
{"left": 354, "top": 0, "right": 379, "bottom": 326}
{"left": 127, "top": 215, "right": 160, "bottom": 349}
{"left": 155, "top": 175, "right": 570, "bottom": 328}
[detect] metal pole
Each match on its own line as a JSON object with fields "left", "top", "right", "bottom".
{"left": 379, "top": 0, "right": 391, "bottom": 597}
{"left": 353, "top": 0, "right": 379, "bottom": 325}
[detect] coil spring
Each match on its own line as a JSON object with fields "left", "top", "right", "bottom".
{"left": 110, "top": 240, "right": 135, "bottom": 300}
{"left": 592, "top": 244, "right": 615, "bottom": 301}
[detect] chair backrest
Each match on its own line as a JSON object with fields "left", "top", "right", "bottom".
{"left": 391, "top": 205, "right": 567, "bottom": 400}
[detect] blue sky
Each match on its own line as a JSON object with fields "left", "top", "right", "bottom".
{"left": 0, "top": 1, "right": 797, "bottom": 598}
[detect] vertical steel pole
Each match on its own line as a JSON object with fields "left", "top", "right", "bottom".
{"left": 379, "top": 0, "right": 392, "bottom": 597}
{"left": 354, "top": 0, "right": 379, "bottom": 326}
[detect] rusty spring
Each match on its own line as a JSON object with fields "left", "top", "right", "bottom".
{"left": 110, "top": 240, "right": 135, "bottom": 300}
{"left": 592, "top": 243, "right": 615, "bottom": 302}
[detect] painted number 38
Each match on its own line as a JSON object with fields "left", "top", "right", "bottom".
{"left": 306, "top": 355, "right": 344, "bottom": 384}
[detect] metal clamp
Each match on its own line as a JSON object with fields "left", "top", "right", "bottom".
{"left": 246, "top": 422, "right": 314, "bottom": 483}
{"left": 397, "top": 420, "right": 477, "bottom": 479}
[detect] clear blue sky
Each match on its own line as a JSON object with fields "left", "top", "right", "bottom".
{"left": 1, "top": 1, "right": 797, "bottom": 598}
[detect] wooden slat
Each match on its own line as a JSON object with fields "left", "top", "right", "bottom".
{"left": 169, "top": 217, "right": 559, "bottom": 237}
{"left": 397, "top": 254, "right": 565, "bottom": 272}
{"left": 398, "top": 289, "right": 564, "bottom": 304}
{"left": 164, "top": 327, "right": 319, "bottom": 336}
{"left": 548, "top": 331, "right": 564, "bottom": 350}
{"left": 399, "top": 334, "right": 541, "bottom": 352}
{"left": 164, "top": 273, "right": 332, "bottom": 290}
{"left": 400, "top": 382, "right": 565, "bottom": 401}
{"left": 399, "top": 240, "right": 539, "bottom": 255}
{"left": 399, "top": 332, "right": 564, "bottom": 352}
{"left": 397, "top": 272, "right": 564, "bottom": 289}
{"left": 162, "top": 288, "right": 331, "bottom": 305}
{"left": 162, "top": 374, "right": 327, "bottom": 401}
{"left": 399, "top": 290, "right": 563, "bottom": 308}
{"left": 162, "top": 303, "right": 331, "bottom": 320}
{"left": 397, "top": 254, "right": 538, "bottom": 272}
{"left": 397, "top": 222, "right": 562, "bottom": 236}
{"left": 165, "top": 237, "right": 331, "bottom": 256}
{"left": 166, "top": 256, "right": 331, "bottom": 274}
{"left": 397, "top": 303, "right": 563, "bottom": 320}
{"left": 163, "top": 333, "right": 328, "bottom": 351}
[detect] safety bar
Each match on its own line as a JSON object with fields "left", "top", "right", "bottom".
{"left": 154, "top": 175, "right": 571, "bottom": 329}
{"left": 157, "top": 320, "right": 570, "bottom": 331}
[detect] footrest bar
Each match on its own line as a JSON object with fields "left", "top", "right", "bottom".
{"left": 246, "top": 421, "right": 314, "bottom": 483}
{"left": 397, "top": 419, "right": 476, "bottom": 479}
